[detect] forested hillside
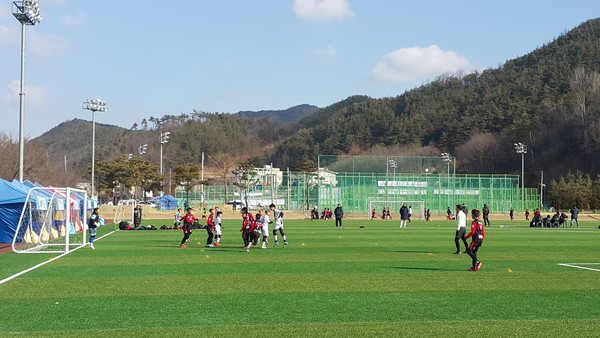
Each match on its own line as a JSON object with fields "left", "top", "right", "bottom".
{"left": 272, "top": 18, "right": 600, "bottom": 183}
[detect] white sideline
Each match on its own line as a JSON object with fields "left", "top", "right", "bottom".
{"left": 0, "top": 230, "right": 118, "bottom": 286}
{"left": 558, "top": 263, "right": 600, "bottom": 272}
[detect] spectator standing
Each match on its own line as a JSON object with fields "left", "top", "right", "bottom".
{"left": 510, "top": 207, "right": 514, "bottom": 221}
{"left": 399, "top": 203, "right": 409, "bottom": 228}
{"left": 133, "top": 206, "right": 142, "bottom": 228}
{"left": 482, "top": 204, "right": 490, "bottom": 227}
{"left": 570, "top": 205, "right": 580, "bottom": 228}
{"left": 334, "top": 204, "right": 344, "bottom": 228}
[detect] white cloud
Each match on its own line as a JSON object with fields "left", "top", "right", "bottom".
{"left": 293, "top": 0, "right": 354, "bottom": 21}
{"left": 29, "top": 30, "right": 72, "bottom": 57}
{"left": 373, "top": 45, "right": 473, "bottom": 83}
{"left": 313, "top": 45, "right": 337, "bottom": 60}
{"left": 1, "top": 80, "right": 48, "bottom": 108}
{"left": 60, "top": 10, "right": 87, "bottom": 26}
{"left": 0, "top": 25, "right": 19, "bottom": 45}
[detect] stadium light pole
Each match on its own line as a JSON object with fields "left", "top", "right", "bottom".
{"left": 441, "top": 153, "right": 451, "bottom": 208}
{"left": 13, "top": 0, "right": 42, "bottom": 182}
{"left": 514, "top": 143, "right": 527, "bottom": 210}
{"left": 83, "top": 99, "right": 108, "bottom": 198}
{"left": 160, "top": 131, "right": 170, "bottom": 175}
{"left": 388, "top": 159, "right": 397, "bottom": 197}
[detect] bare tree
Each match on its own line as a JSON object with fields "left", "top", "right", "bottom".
{"left": 211, "top": 153, "right": 238, "bottom": 203}
{"left": 571, "top": 67, "right": 600, "bottom": 154}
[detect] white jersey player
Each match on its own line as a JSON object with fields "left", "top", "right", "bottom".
{"left": 259, "top": 209, "right": 271, "bottom": 248}
{"left": 269, "top": 204, "right": 288, "bottom": 247}
{"left": 214, "top": 211, "right": 223, "bottom": 246}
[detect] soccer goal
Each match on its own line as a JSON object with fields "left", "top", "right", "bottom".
{"left": 12, "top": 187, "right": 89, "bottom": 254}
{"left": 114, "top": 199, "right": 136, "bottom": 226}
{"left": 368, "top": 200, "right": 425, "bottom": 220}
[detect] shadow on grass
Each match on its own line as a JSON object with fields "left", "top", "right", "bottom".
{"left": 388, "top": 266, "right": 457, "bottom": 271}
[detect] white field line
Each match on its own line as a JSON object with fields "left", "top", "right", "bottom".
{"left": 0, "top": 230, "right": 118, "bottom": 286}
{"left": 558, "top": 263, "right": 600, "bottom": 272}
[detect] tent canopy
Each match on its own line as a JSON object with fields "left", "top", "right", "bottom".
{"left": 154, "top": 195, "right": 178, "bottom": 211}
{"left": 0, "top": 179, "right": 30, "bottom": 243}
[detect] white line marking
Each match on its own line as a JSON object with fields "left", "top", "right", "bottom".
{"left": 558, "top": 263, "right": 600, "bottom": 272}
{"left": 0, "top": 230, "right": 118, "bottom": 286}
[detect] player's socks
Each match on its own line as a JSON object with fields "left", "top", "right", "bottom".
{"left": 273, "top": 234, "right": 278, "bottom": 243}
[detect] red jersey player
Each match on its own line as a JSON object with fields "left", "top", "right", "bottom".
{"left": 465, "top": 208, "right": 485, "bottom": 271}
{"left": 179, "top": 207, "right": 197, "bottom": 248}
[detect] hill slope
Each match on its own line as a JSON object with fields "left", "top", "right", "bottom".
{"left": 271, "top": 18, "right": 600, "bottom": 183}
{"left": 235, "top": 104, "right": 319, "bottom": 124}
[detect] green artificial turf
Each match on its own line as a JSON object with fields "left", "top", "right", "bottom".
{"left": 0, "top": 218, "right": 599, "bottom": 337}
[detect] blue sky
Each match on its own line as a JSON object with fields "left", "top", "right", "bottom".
{"left": 0, "top": 0, "right": 599, "bottom": 137}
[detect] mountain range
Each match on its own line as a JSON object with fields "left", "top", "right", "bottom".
{"left": 29, "top": 18, "right": 600, "bottom": 188}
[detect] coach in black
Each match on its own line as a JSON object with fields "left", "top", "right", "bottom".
{"left": 334, "top": 204, "right": 344, "bottom": 228}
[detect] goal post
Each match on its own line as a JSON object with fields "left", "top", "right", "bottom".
{"left": 368, "top": 200, "right": 425, "bottom": 220}
{"left": 12, "top": 187, "right": 90, "bottom": 254}
{"left": 114, "top": 199, "right": 136, "bottom": 227}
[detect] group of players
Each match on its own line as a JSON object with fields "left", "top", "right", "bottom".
{"left": 177, "top": 204, "right": 287, "bottom": 252}
{"left": 174, "top": 201, "right": 484, "bottom": 270}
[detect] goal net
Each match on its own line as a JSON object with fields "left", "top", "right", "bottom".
{"left": 368, "top": 200, "right": 425, "bottom": 220}
{"left": 114, "top": 199, "right": 136, "bottom": 226}
{"left": 12, "top": 187, "right": 90, "bottom": 254}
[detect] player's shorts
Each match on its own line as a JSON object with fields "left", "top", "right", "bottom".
{"left": 273, "top": 222, "right": 283, "bottom": 231}
{"left": 261, "top": 224, "right": 269, "bottom": 236}
{"left": 89, "top": 227, "right": 97, "bottom": 237}
{"left": 215, "top": 225, "right": 222, "bottom": 236}
{"left": 183, "top": 223, "right": 192, "bottom": 235}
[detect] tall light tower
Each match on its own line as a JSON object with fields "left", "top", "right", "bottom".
{"left": 13, "top": 0, "right": 42, "bottom": 182}
{"left": 514, "top": 143, "right": 527, "bottom": 209}
{"left": 83, "top": 99, "right": 108, "bottom": 198}
{"left": 160, "top": 132, "right": 170, "bottom": 175}
{"left": 441, "top": 153, "right": 451, "bottom": 208}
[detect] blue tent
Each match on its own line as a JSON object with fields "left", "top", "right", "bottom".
{"left": 155, "top": 195, "right": 178, "bottom": 211}
{"left": 0, "top": 179, "right": 30, "bottom": 243}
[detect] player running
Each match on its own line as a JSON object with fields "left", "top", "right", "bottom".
{"left": 269, "top": 204, "right": 288, "bottom": 247}
{"left": 179, "top": 207, "right": 196, "bottom": 248}
{"left": 465, "top": 209, "right": 485, "bottom": 271}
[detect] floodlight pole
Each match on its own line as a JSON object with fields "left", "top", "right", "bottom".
{"left": 441, "top": 153, "right": 450, "bottom": 208}
{"left": 514, "top": 143, "right": 527, "bottom": 210}
{"left": 13, "top": 0, "right": 43, "bottom": 182}
{"left": 83, "top": 99, "right": 108, "bottom": 199}
{"left": 160, "top": 131, "right": 170, "bottom": 175}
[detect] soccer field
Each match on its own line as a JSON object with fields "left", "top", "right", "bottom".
{"left": 0, "top": 218, "right": 599, "bottom": 337}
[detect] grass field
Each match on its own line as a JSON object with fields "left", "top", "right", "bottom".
{"left": 0, "top": 217, "right": 599, "bottom": 337}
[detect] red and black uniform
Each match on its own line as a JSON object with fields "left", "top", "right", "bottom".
{"left": 206, "top": 214, "right": 215, "bottom": 246}
{"left": 465, "top": 218, "right": 485, "bottom": 269}
{"left": 240, "top": 213, "right": 255, "bottom": 247}
{"left": 249, "top": 215, "right": 262, "bottom": 246}
{"left": 180, "top": 213, "right": 197, "bottom": 245}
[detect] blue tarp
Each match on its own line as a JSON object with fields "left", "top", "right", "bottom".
{"left": 155, "top": 195, "right": 178, "bottom": 211}
{"left": 0, "top": 179, "right": 29, "bottom": 243}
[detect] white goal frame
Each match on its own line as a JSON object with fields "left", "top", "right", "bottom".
{"left": 114, "top": 199, "right": 136, "bottom": 225}
{"left": 12, "top": 187, "right": 89, "bottom": 254}
{"left": 368, "top": 200, "right": 425, "bottom": 220}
